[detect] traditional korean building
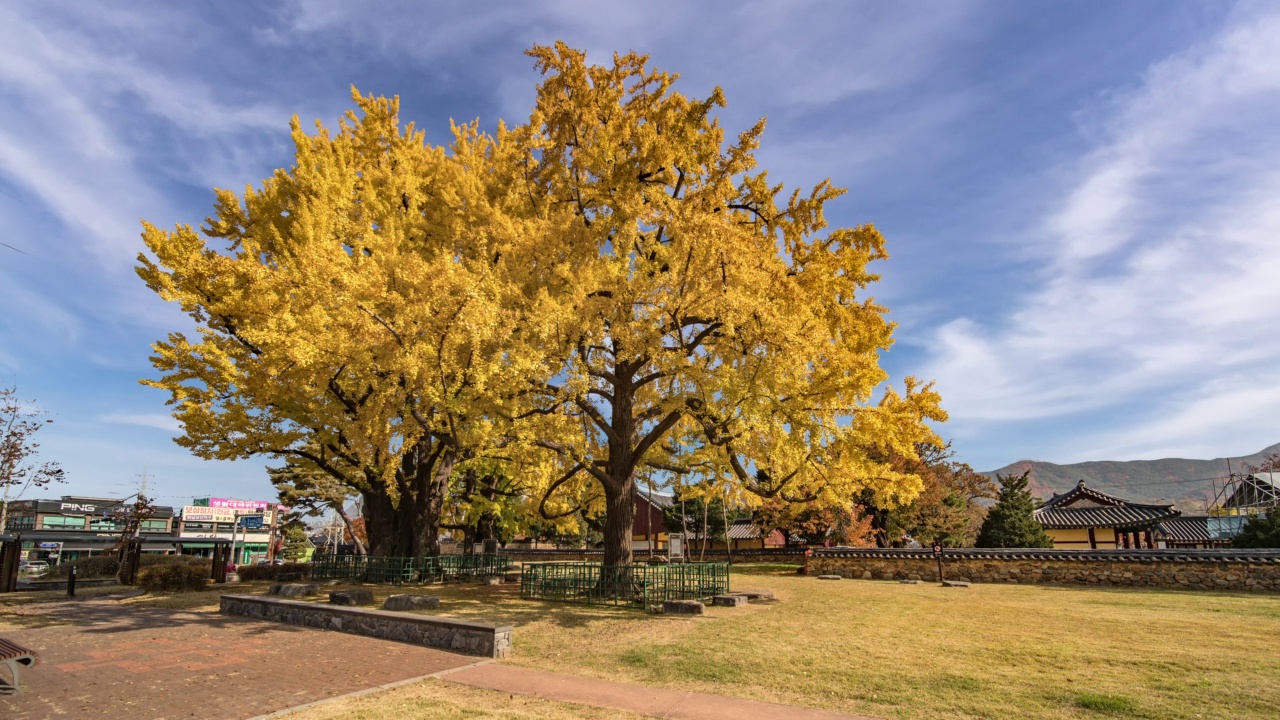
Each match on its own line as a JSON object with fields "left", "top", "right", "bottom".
{"left": 632, "top": 490, "right": 673, "bottom": 551}
{"left": 1153, "top": 516, "right": 1232, "bottom": 549}
{"left": 687, "top": 518, "right": 788, "bottom": 550}
{"left": 1034, "top": 481, "right": 1180, "bottom": 550}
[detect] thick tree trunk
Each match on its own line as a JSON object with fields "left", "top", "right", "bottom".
{"left": 601, "top": 476, "right": 636, "bottom": 568}
{"left": 413, "top": 450, "right": 454, "bottom": 556}
{"left": 362, "top": 439, "right": 455, "bottom": 557}
{"left": 362, "top": 485, "right": 398, "bottom": 556}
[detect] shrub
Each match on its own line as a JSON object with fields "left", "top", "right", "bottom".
{"left": 234, "top": 562, "right": 312, "bottom": 582}
{"left": 1232, "top": 512, "right": 1280, "bottom": 548}
{"left": 50, "top": 555, "right": 120, "bottom": 579}
{"left": 137, "top": 563, "right": 210, "bottom": 592}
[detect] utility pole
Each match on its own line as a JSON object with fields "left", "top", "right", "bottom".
{"left": 229, "top": 516, "right": 239, "bottom": 567}
{"left": 265, "top": 505, "right": 280, "bottom": 563}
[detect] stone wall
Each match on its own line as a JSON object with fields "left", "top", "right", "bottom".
{"left": 807, "top": 548, "right": 1280, "bottom": 592}
{"left": 219, "top": 594, "right": 512, "bottom": 657}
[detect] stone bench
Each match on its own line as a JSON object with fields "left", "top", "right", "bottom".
{"left": 220, "top": 595, "right": 512, "bottom": 658}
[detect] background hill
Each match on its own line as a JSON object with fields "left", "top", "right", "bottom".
{"left": 984, "top": 442, "right": 1280, "bottom": 512}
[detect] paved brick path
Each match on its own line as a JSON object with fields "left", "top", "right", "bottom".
{"left": 0, "top": 598, "right": 475, "bottom": 719}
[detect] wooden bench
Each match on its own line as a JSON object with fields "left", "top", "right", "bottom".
{"left": 0, "top": 638, "right": 39, "bottom": 694}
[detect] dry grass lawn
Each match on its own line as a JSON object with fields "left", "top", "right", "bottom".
{"left": 296, "top": 564, "right": 1280, "bottom": 720}
{"left": 289, "top": 678, "right": 648, "bottom": 720}
{"left": 5, "top": 566, "right": 1278, "bottom": 719}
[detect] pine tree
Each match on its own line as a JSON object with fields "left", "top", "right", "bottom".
{"left": 1231, "top": 512, "right": 1280, "bottom": 548}
{"left": 281, "top": 522, "right": 313, "bottom": 561}
{"left": 975, "top": 472, "right": 1053, "bottom": 548}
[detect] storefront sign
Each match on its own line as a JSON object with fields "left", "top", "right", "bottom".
{"left": 181, "top": 505, "right": 237, "bottom": 523}
{"left": 203, "top": 498, "right": 288, "bottom": 514}
{"left": 181, "top": 531, "right": 271, "bottom": 543}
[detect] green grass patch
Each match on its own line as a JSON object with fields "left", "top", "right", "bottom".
{"left": 1076, "top": 692, "right": 1140, "bottom": 714}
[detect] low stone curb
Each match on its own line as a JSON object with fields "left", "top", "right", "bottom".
{"left": 220, "top": 594, "right": 512, "bottom": 658}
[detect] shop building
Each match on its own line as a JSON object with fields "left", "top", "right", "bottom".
{"left": 177, "top": 497, "right": 285, "bottom": 564}
{"left": 1, "top": 496, "right": 176, "bottom": 563}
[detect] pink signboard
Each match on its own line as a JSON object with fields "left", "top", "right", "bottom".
{"left": 207, "top": 498, "right": 287, "bottom": 512}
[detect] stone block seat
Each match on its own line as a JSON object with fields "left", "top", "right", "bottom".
{"left": 268, "top": 583, "right": 319, "bottom": 598}
{"left": 383, "top": 594, "right": 440, "bottom": 611}
{"left": 330, "top": 589, "right": 375, "bottom": 606}
{"left": 662, "top": 600, "right": 705, "bottom": 615}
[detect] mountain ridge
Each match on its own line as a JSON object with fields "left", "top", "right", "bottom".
{"left": 983, "top": 442, "right": 1280, "bottom": 512}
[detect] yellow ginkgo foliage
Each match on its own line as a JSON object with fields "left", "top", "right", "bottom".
{"left": 138, "top": 44, "right": 946, "bottom": 565}
{"left": 137, "top": 89, "right": 560, "bottom": 556}
{"left": 514, "top": 43, "right": 947, "bottom": 566}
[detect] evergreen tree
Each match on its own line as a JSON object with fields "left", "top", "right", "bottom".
{"left": 975, "top": 472, "right": 1053, "bottom": 548}
{"left": 280, "top": 521, "right": 312, "bottom": 561}
{"left": 1231, "top": 512, "right": 1280, "bottom": 549}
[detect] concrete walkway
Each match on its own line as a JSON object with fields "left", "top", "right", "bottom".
{"left": 0, "top": 598, "right": 475, "bottom": 720}
{"left": 443, "top": 663, "right": 877, "bottom": 720}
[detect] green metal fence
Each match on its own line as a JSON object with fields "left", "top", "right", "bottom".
{"left": 520, "top": 562, "right": 729, "bottom": 611}
{"left": 310, "top": 554, "right": 512, "bottom": 584}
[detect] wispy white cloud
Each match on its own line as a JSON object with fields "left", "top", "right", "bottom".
{"left": 99, "top": 412, "right": 182, "bottom": 432}
{"left": 923, "top": 6, "right": 1280, "bottom": 460}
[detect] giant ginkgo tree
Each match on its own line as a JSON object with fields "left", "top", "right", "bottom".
{"left": 139, "top": 43, "right": 946, "bottom": 566}
{"left": 516, "top": 44, "right": 947, "bottom": 567}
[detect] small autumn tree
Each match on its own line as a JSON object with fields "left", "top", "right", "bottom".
{"left": 519, "top": 43, "right": 946, "bottom": 568}
{"left": 108, "top": 493, "right": 158, "bottom": 583}
{"left": 857, "top": 442, "right": 995, "bottom": 547}
{"left": 975, "top": 472, "right": 1053, "bottom": 548}
{"left": 1, "top": 386, "right": 66, "bottom": 532}
{"left": 1245, "top": 452, "right": 1280, "bottom": 474}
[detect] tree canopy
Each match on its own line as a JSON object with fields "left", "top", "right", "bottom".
{"left": 138, "top": 42, "right": 947, "bottom": 565}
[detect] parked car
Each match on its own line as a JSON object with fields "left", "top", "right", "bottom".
{"left": 19, "top": 560, "right": 50, "bottom": 576}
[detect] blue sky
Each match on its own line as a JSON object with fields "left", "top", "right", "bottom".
{"left": 2, "top": 1, "right": 1278, "bottom": 505}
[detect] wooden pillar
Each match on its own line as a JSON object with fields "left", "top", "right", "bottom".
{"left": 1087, "top": 527, "right": 1097, "bottom": 549}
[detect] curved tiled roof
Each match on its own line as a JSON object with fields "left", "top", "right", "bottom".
{"left": 1034, "top": 480, "right": 1179, "bottom": 530}
{"left": 1156, "top": 516, "right": 1214, "bottom": 543}
{"left": 688, "top": 519, "right": 765, "bottom": 541}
